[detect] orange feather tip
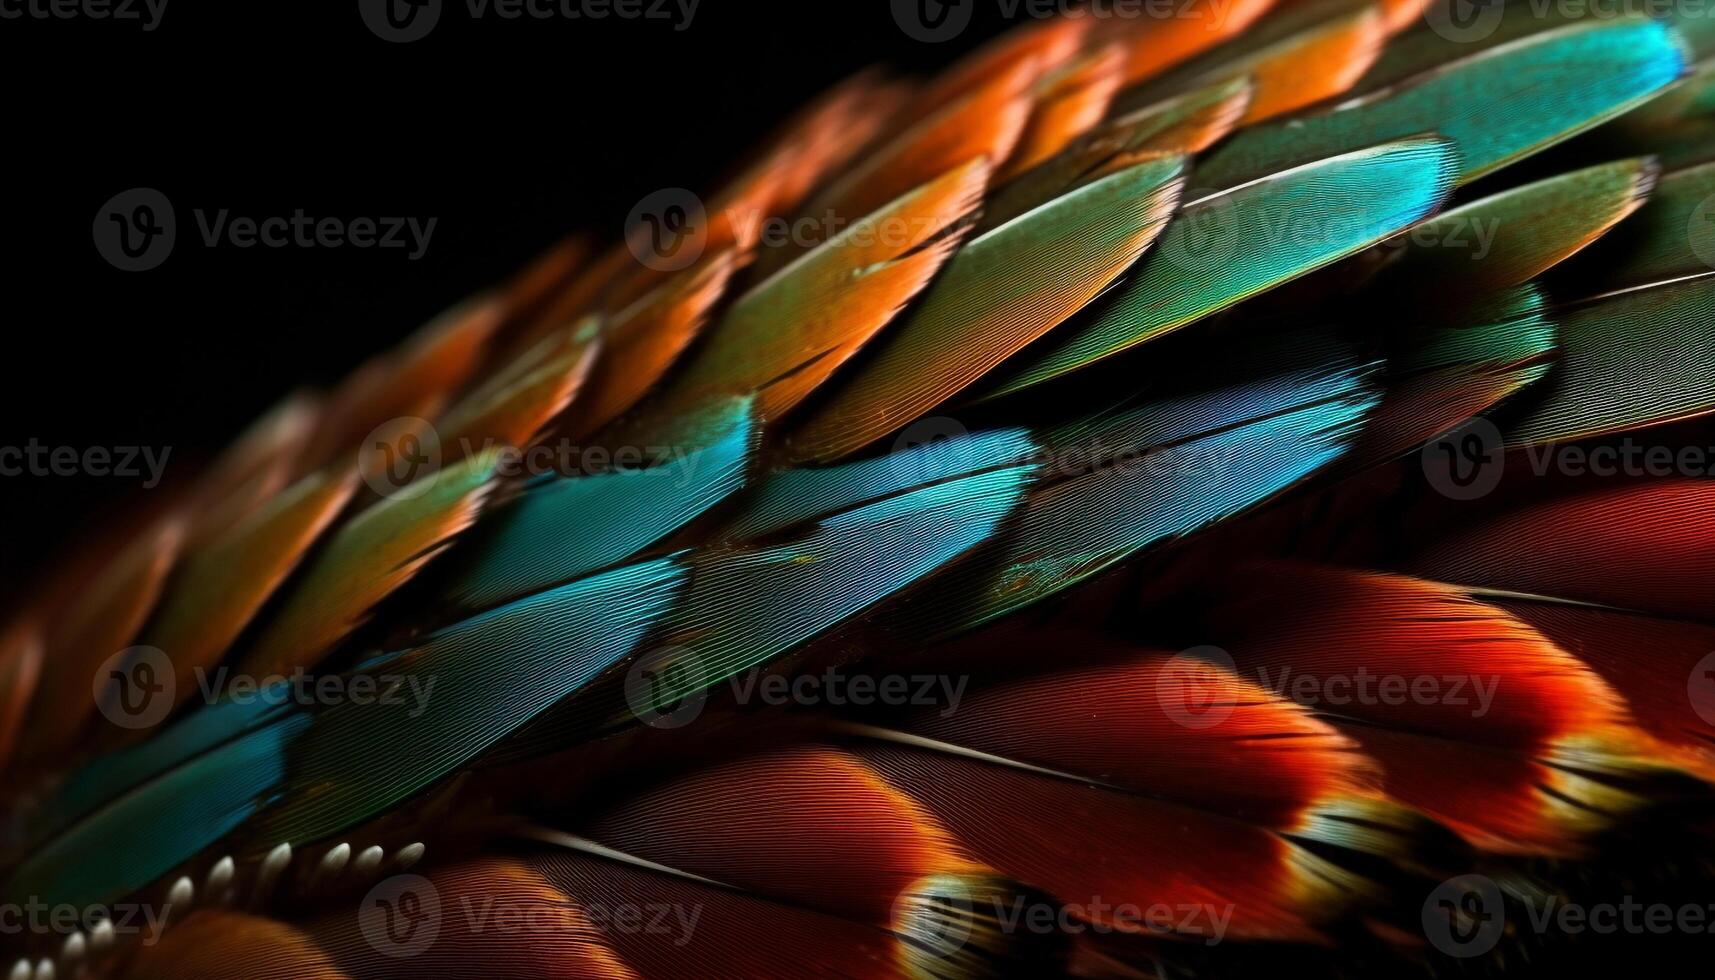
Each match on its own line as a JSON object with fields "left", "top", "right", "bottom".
{"left": 234, "top": 449, "right": 505, "bottom": 680}
{"left": 568, "top": 248, "right": 741, "bottom": 439}
{"left": 1236, "top": 4, "right": 1388, "bottom": 123}
{"left": 1197, "top": 562, "right": 1678, "bottom": 851}
{"left": 786, "top": 154, "right": 1187, "bottom": 462}
{"left": 910, "top": 14, "right": 1088, "bottom": 120}
{"left": 999, "top": 44, "right": 1128, "bottom": 181}
{"left": 859, "top": 743, "right": 1367, "bottom": 945}
{"left": 1114, "top": 0, "right": 1277, "bottom": 85}
{"left": 631, "top": 157, "right": 989, "bottom": 433}
{"left": 438, "top": 333, "right": 599, "bottom": 457}
{"left": 139, "top": 468, "right": 362, "bottom": 712}
{"left": 301, "top": 295, "right": 503, "bottom": 473}
{"left": 790, "top": 57, "right": 1031, "bottom": 251}
{"left": 894, "top": 639, "right": 1382, "bottom": 837}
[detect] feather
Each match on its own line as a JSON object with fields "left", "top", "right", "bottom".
{"left": 980, "top": 137, "right": 1456, "bottom": 399}
{"left": 137, "top": 469, "right": 359, "bottom": 720}
{"left": 1112, "top": 0, "right": 1278, "bottom": 85}
{"left": 634, "top": 159, "right": 989, "bottom": 429}
{"left": 882, "top": 633, "right": 1389, "bottom": 843}
{"left": 623, "top": 465, "right": 1033, "bottom": 721}
{"left": 19, "top": 517, "right": 183, "bottom": 761}
{"left": 1552, "top": 157, "right": 1715, "bottom": 295}
{"left": 578, "top": 746, "right": 973, "bottom": 922}
{"left": 1383, "top": 156, "right": 1659, "bottom": 295}
{"left": 762, "top": 61, "right": 1031, "bottom": 268}
{"left": 294, "top": 858, "right": 633, "bottom": 980}
{"left": 6, "top": 708, "right": 311, "bottom": 908}
{"left": 718, "top": 427, "right": 1039, "bottom": 542}
{"left": 565, "top": 249, "right": 739, "bottom": 439}
{"left": 446, "top": 396, "right": 757, "bottom": 612}
{"left": 999, "top": 44, "right": 1127, "bottom": 181}
{"left": 978, "top": 76, "right": 1249, "bottom": 234}
{"left": 900, "top": 353, "right": 1379, "bottom": 638}
{"left": 1502, "top": 277, "right": 1715, "bottom": 447}
{"left": 786, "top": 155, "right": 1188, "bottom": 462}
{"left": 908, "top": 14, "right": 1086, "bottom": 119}
{"left": 1363, "top": 0, "right": 1713, "bottom": 93}
{"left": 298, "top": 298, "right": 500, "bottom": 473}
{"left": 1348, "top": 286, "right": 1556, "bottom": 466}
{"left": 233, "top": 450, "right": 504, "bottom": 679}
{"left": 185, "top": 393, "right": 320, "bottom": 546}
{"left": 1497, "top": 605, "right": 1715, "bottom": 781}
{"left": 119, "top": 910, "right": 348, "bottom": 980}
{"left": 1196, "top": 18, "right": 1688, "bottom": 191}
{"left": 435, "top": 329, "right": 599, "bottom": 458}
{"left": 1113, "top": 0, "right": 1389, "bottom": 125}
{"left": 1197, "top": 563, "right": 1663, "bottom": 853}
{"left": 1410, "top": 480, "right": 1715, "bottom": 620}
{"left": 856, "top": 741, "right": 1367, "bottom": 943}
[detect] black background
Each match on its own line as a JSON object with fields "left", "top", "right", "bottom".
{"left": 0, "top": 0, "right": 1017, "bottom": 591}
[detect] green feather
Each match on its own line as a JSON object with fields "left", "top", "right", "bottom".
{"left": 978, "top": 137, "right": 1458, "bottom": 399}
{"left": 1199, "top": 18, "right": 1687, "bottom": 191}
